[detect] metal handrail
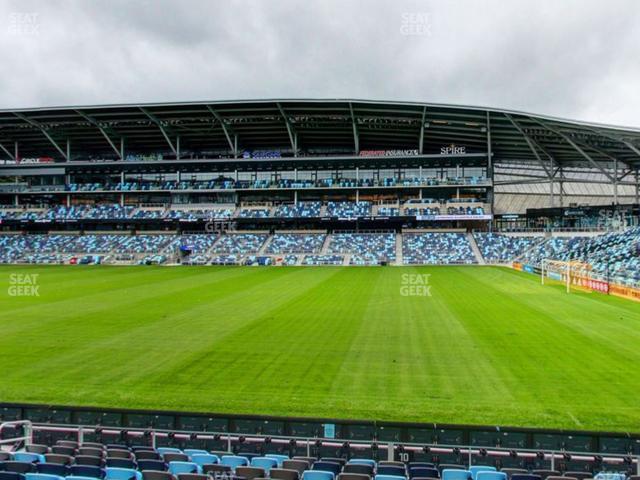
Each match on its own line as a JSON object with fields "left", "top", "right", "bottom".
{"left": 0, "top": 420, "right": 33, "bottom": 448}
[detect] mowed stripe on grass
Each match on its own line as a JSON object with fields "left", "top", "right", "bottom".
{"left": 0, "top": 265, "right": 638, "bottom": 432}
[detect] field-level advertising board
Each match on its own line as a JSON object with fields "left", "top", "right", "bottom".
{"left": 541, "top": 259, "right": 597, "bottom": 294}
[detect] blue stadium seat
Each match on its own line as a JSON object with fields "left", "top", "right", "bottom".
{"left": 251, "top": 458, "right": 278, "bottom": 472}
{"left": 265, "top": 455, "right": 290, "bottom": 467}
{"left": 156, "top": 449, "right": 181, "bottom": 456}
{"left": 442, "top": 470, "right": 471, "bottom": 480}
{"left": 220, "top": 456, "right": 249, "bottom": 470}
{"left": 182, "top": 451, "right": 208, "bottom": 458}
{"left": 168, "top": 463, "right": 199, "bottom": 476}
{"left": 303, "top": 471, "right": 335, "bottom": 480}
{"left": 188, "top": 455, "right": 218, "bottom": 467}
{"left": 105, "top": 468, "right": 142, "bottom": 480}
{"left": 469, "top": 467, "right": 496, "bottom": 480}
{"left": 312, "top": 463, "right": 341, "bottom": 477}
{"left": 13, "top": 455, "right": 44, "bottom": 465}
{"left": 476, "top": 473, "right": 505, "bottom": 480}
{"left": 347, "top": 460, "right": 376, "bottom": 468}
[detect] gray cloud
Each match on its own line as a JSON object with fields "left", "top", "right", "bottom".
{"left": 0, "top": 0, "right": 639, "bottom": 127}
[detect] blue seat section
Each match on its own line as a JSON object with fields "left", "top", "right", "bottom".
{"left": 167, "top": 462, "right": 200, "bottom": 475}
{"left": 474, "top": 233, "right": 541, "bottom": 263}
{"left": 0, "top": 473, "right": 25, "bottom": 480}
{"left": 250, "top": 458, "right": 278, "bottom": 471}
{"left": 442, "top": 470, "right": 472, "bottom": 480}
{"left": 469, "top": 467, "right": 496, "bottom": 480}
{"left": 328, "top": 233, "right": 396, "bottom": 265}
{"left": 219, "top": 456, "right": 249, "bottom": 470}
{"left": 302, "top": 471, "right": 335, "bottom": 480}
{"left": 67, "top": 476, "right": 102, "bottom": 480}
{"left": 105, "top": 468, "right": 142, "bottom": 480}
{"left": 273, "top": 202, "right": 321, "bottom": 218}
{"left": 189, "top": 455, "right": 218, "bottom": 467}
{"left": 403, "top": 233, "right": 476, "bottom": 264}
{"left": 266, "top": 234, "right": 326, "bottom": 254}
{"left": 301, "top": 255, "right": 344, "bottom": 266}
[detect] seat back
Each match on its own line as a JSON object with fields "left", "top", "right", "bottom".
{"left": 500, "top": 470, "right": 527, "bottom": 480}
{"left": 107, "top": 451, "right": 132, "bottom": 460}
{"left": 105, "top": 467, "right": 141, "bottom": 480}
{"left": 24, "top": 474, "right": 64, "bottom": 480}
{"left": 182, "top": 451, "right": 208, "bottom": 458}
{"left": 163, "top": 455, "right": 189, "bottom": 464}
{"left": 511, "top": 475, "right": 540, "bottom": 480}
{"left": 265, "top": 456, "right": 290, "bottom": 468}
{"left": 476, "top": 472, "right": 506, "bottom": 480}
{"left": 284, "top": 461, "right": 310, "bottom": 474}
{"left": 348, "top": 461, "right": 376, "bottom": 468}
{"left": 410, "top": 468, "right": 439, "bottom": 479}
{"left": 156, "top": 449, "right": 182, "bottom": 456}
{"left": 313, "top": 463, "right": 341, "bottom": 476}
{"left": 303, "top": 472, "right": 335, "bottom": 480}
{"left": 470, "top": 467, "right": 496, "bottom": 480}
{"left": 293, "top": 458, "right": 316, "bottom": 467}
{"left": 220, "top": 456, "right": 248, "bottom": 470}
{"left": 251, "top": 458, "right": 278, "bottom": 472}
{"left": 3, "top": 463, "right": 36, "bottom": 474}
{"left": 376, "top": 467, "right": 405, "bottom": 477}
{"left": 270, "top": 468, "right": 300, "bottom": 480}
{"left": 35, "top": 465, "right": 68, "bottom": 477}
{"left": 106, "top": 459, "right": 136, "bottom": 470}
{"left": 75, "top": 456, "right": 105, "bottom": 467}
{"left": 141, "top": 472, "right": 175, "bottom": 480}
{"left": 338, "top": 474, "right": 371, "bottom": 480}
{"left": 168, "top": 463, "right": 199, "bottom": 476}
{"left": 67, "top": 476, "right": 104, "bottom": 480}
{"left": 56, "top": 441, "right": 79, "bottom": 449}
{"left": 135, "top": 452, "right": 160, "bottom": 461}
{"left": 379, "top": 463, "right": 404, "bottom": 468}
{"left": 69, "top": 465, "right": 105, "bottom": 479}
{"left": 78, "top": 449, "right": 105, "bottom": 458}
{"left": 14, "top": 454, "right": 44, "bottom": 465}
{"left": 343, "top": 465, "right": 373, "bottom": 476}
{"left": 137, "top": 461, "right": 166, "bottom": 472}
{"left": 564, "top": 473, "right": 591, "bottom": 480}
{"left": 25, "top": 447, "right": 48, "bottom": 455}
{"left": 0, "top": 453, "right": 12, "bottom": 462}
{"left": 189, "top": 455, "right": 218, "bottom": 467}
{"left": 236, "top": 467, "right": 266, "bottom": 480}
{"left": 442, "top": 470, "right": 471, "bottom": 480}
{"left": 322, "top": 459, "right": 346, "bottom": 467}
{"left": 51, "top": 447, "right": 75, "bottom": 457}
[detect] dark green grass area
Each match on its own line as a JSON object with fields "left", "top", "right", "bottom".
{"left": 0, "top": 265, "right": 639, "bottom": 432}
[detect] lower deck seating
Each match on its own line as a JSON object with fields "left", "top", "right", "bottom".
{"left": 403, "top": 233, "right": 476, "bottom": 265}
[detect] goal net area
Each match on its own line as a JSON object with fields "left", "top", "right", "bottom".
{"left": 540, "top": 259, "right": 609, "bottom": 294}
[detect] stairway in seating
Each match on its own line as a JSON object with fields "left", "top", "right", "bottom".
{"left": 395, "top": 233, "right": 403, "bottom": 265}
{"left": 258, "top": 234, "right": 272, "bottom": 255}
{"left": 467, "top": 232, "right": 486, "bottom": 265}
{"left": 320, "top": 233, "right": 332, "bottom": 254}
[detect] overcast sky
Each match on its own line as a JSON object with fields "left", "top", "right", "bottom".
{"left": 1, "top": 0, "right": 639, "bottom": 126}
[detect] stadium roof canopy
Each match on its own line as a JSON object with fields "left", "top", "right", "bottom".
{"left": 1, "top": 99, "right": 640, "bottom": 171}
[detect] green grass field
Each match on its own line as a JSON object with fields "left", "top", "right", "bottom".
{"left": 1, "top": 265, "right": 639, "bottom": 432}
